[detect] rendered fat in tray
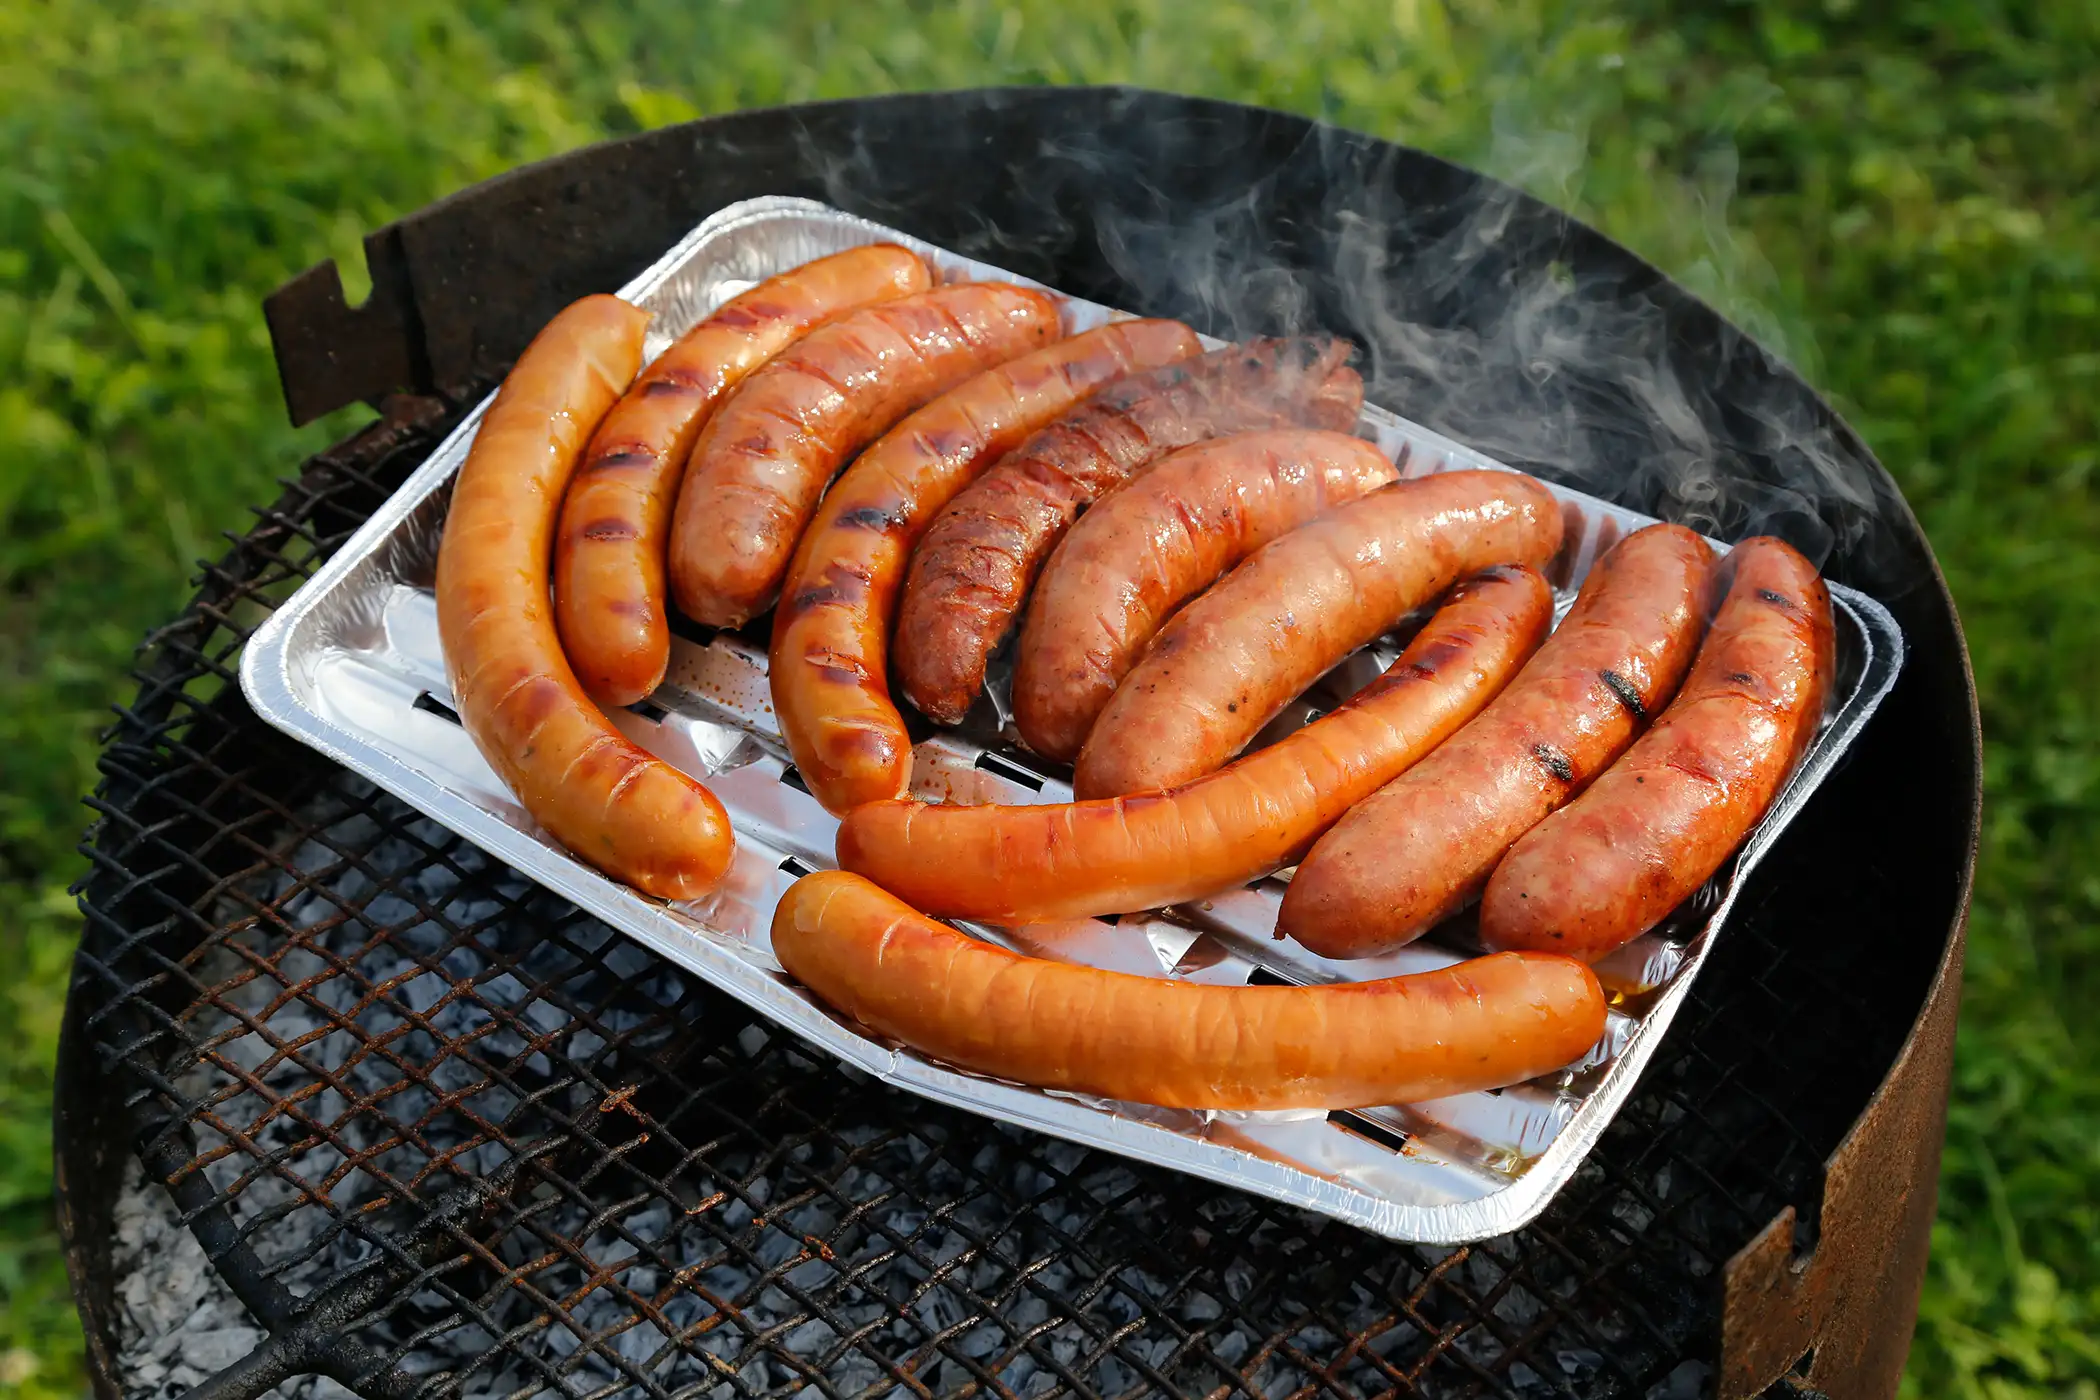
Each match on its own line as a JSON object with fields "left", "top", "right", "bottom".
{"left": 240, "top": 196, "right": 1905, "bottom": 1244}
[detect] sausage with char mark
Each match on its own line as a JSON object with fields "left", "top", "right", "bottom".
{"left": 1281, "top": 523, "right": 1716, "bottom": 957}
{"left": 1479, "top": 536, "right": 1835, "bottom": 960}
{"left": 1073, "top": 469, "right": 1565, "bottom": 798}
{"left": 1013, "top": 428, "right": 1398, "bottom": 762}
{"left": 436, "top": 295, "right": 735, "bottom": 900}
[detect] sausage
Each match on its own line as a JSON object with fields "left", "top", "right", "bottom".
{"left": 1012, "top": 429, "right": 1399, "bottom": 762}
{"left": 837, "top": 566, "right": 1551, "bottom": 923}
{"left": 771, "top": 320, "right": 1203, "bottom": 813}
{"left": 435, "top": 295, "right": 734, "bottom": 900}
{"left": 894, "top": 337, "right": 1364, "bottom": 725}
{"left": 668, "top": 282, "right": 1062, "bottom": 628}
{"left": 1479, "top": 536, "right": 1836, "bottom": 960}
{"left": 1280, "top": 524, "right": 1716, "bottom": 958}
{"left": 773, "top": 871, "right": 1607, "bottom": 1111}
{"left": 552, "top": 245, "right": 930, "bottom": 706}
{"left": 1072, "top": 469, "right": 1565, "bottom": 798}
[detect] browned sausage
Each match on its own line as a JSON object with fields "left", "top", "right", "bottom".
{"left": 772, "top": 871, "right": 1607, "bottom": 1110}
{"left": 1280, "top": 524, "right": 1716, "bottom": 958}
{"left": 552, "top": 245, "right": 930, "bottom": 706}
{"left": 1479, "top": 536, "right": 1836, "bottom": 960}
{"left": 836, "top": 566, "right": 1551, "bottom": 923}
{"left": 1072, "top": 469, "right": 1565, "bottom": 798}
{"left": 668, "top": 282, "right": 1061, "bottom": 628}
{"left": 435, "top": 295, "right": 734, "bottom": 900}
{"left": 894, "top": 338, "right": 1364, "bottom": 725}
{"left": 770, "top": 320, "right": 1203, "bottom": 813}
{"left": 1012, "top": 429, "right": 1399, "bottom": 762}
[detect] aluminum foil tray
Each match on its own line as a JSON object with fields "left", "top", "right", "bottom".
{"left": 242, "top": 196, "right": 1904, "bottom": 1244}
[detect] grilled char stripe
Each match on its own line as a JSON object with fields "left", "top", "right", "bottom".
{"left": 1599, "top": 668, "right": 1648, "bottom": 721}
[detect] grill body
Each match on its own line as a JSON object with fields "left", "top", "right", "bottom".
{"left": 56, "top": 88, "right": 1978, "bottom": 1400}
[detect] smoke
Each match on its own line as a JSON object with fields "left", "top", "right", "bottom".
{"left": 780, "top": 88, "right": 1909, "bottom": 579}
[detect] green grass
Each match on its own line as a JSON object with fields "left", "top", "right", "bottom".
{"left": 1, "top": 2, "right": 2094, "bottom": 1396}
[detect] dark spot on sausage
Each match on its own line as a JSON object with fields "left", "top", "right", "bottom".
{"left": 837, "top": 505, "right": 901, "bottom": 532}
{"left": 1406, "top": 635, "right": 1468, "bottom": 675}
{"left": 813, "top": 661, "right": 868, "bottom": 687}
{"left": 784, "top": 561, "right": 877, "bottom": 618}
{"left": 581, "top": 518, "right": 640, "bottom": 542}
{"left": 1758, "top": 588, "right": 1795, "bottom": 608}
{"left": 831, "top": 726, "right": 901, "bottom": 769}
{"left": 1599, "top": 669, "right": 1647, "bottom": 721}
{"left": 586, "top": 449, "right": 653, "bottom": 472}
{"left": 1635, "top": 775, "right": 1644, "bottom": 784}
{"left": 707, "top": 301, "right": 786, "bottom": 331}
{"left": 1728, "top": 671, "right": 1757, "bottom": 685}
{"left": 1531, "top": 743, "right": 1576, "bottom": 784}
{"left": 918, "top": 425, "right": 973, "bottom": 460}
{"left": 641, "top": 373, "right": 705, "bottom": 396}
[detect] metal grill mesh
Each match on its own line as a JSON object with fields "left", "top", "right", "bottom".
{"left": 68, "top": 391, "right": 1895, "bottom": 1400}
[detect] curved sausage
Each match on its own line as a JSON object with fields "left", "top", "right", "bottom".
{"left": 552, "top": 245, "right": 930, "bottom": 706}
{"left": 669, "top": 282, "right": 1061, "bottom": 628}
{"left": 773, "top": 871, "right": 1607, "bottom": 1111}
{"left": 837, "top": 567, "right": 1551, "bottom": 923}
{"left": 771, "top": 320, "right": 1203, "bottom": 813}
{"left": 435, "top": 295, "right": 734, "bottom": 900}
{"left": 1012, "top": 429, "right": 1399, "bottom": 762}
{"left": 895, "top": 337, "right": 1364, "bottom": 725}
{"left": 1479, "top": 536, "right": 1836, "bottom": 961}
{"left": 1280, "top": 524, "right": 1717, "bottom": 958}
{"left": 1072, "top": 469, "right": 1565, "bottom": 798}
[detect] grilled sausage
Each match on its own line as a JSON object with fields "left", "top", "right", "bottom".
{"left": 552, "top": 245, "right": 930, "bottom": 706}
{"left": 435, "top": 295, "right": 734, "bottom": 900}
{"left": 669, "top": 282, "right": 1061, "bottom": 628}
{"left": 1072, "top": 469, "right": 1565, "bottom": 798}
{"left": 1281, "top": 524, "right": 1716, "bottom": 958}
{"left": 894, "top": 338, "right": 1363, "bottom": 725}
{"left": 773, "top": 871, "right": 1607, "bottom": 1111}
{"left": 771, "top": 320, "right": 1202, "bottom": 813}
{"left": 1012, "top": 429, "right": 1398, "bottom": 762}
{"left": 1479, "top": 536, "right": 1835, "bottom": 960}
{"left": 836, "top": 566, "right": 1551, "bottom": 923}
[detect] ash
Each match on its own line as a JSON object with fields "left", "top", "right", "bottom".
{"left": 102, "top": 775, "right": 1716, "bottom": 1399}
{"left": 110, "top": 1156, "right": 354, "bottom": 1400}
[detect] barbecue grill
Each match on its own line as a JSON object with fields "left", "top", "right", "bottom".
{"left": 54, "top": 87, "right": 1979, "bottom": 1400}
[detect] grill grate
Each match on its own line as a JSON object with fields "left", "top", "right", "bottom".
{"left": 68, "top": 389, "right": 1906, "bottom": 1400}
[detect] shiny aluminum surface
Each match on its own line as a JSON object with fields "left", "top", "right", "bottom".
{"left": 240, "top": 196, "right": 1904, "bottom": 1243}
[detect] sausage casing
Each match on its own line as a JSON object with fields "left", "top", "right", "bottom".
{"left": 669, "top": 282, "right": 1061, "bottom": 628}
{"left": 552, "top": 245, "right": 930, "bottom": 706}
{"left": 435, "top": 295, "right": 734, "bottom": 900}
{"left": 1281, "top": 523, "right": 1716, "bottom": 957}
{"left": 1012, "top": 428, "right": 1398, "bottom": 762}
{"left": 1072, "top": 469, "right": 1565, "bottom": 798}
{"left": 771, "top": 320, "right": 1202, "bottom": 813}
{"left": 773, "top": 871, "right": 1607, "bottom": 1111}
{"left": 1479, "top": 536, "right": 1835, "bottom": 960}
{"left": 895, "top": 337, "right": 1364, "bottom": 725}
{"left": 837, "top": 566, "right": 1551, "bottom": 923}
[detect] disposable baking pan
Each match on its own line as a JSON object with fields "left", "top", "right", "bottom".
{"left": 241, "top": 196, "right": 1903, "bottom": 1243}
